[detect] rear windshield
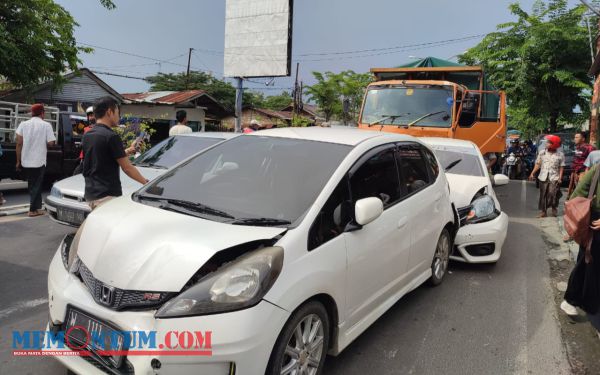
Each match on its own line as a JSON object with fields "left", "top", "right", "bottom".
{"left": 134, "top": 136, "right": 223, "bottom": 169}
{"left": 431, "top": 148, "right": 485, "bottom": 177}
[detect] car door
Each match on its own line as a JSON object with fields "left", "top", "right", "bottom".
{"left": 396, "top": 143, "right": 442, "bottom": 278}
{"left": 344, "top": 144, "right": 412, "bottom": 329}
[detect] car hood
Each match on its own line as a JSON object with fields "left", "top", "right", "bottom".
{"left": 53, "top": 167, "right": 165, "bottom": 198}
{"left": 445, "top": 174, "right": 491, "bottom": 208}
{"left": 76, "top": 197, "right": 286, "bottom": 292}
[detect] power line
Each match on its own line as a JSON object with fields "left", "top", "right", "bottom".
{"left": 91, "top": 70, "right": 149, "bottom": 81}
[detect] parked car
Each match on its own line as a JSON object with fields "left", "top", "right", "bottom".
{"left": 0, "top": 101, "right": 89, "bottom": 183}
{"left": 536, "top": 132, "right": 575, "bottom": 186}
{"left": 47, "top": 127, "right": 456, "bottom": 374}
{"left": 422, "top": 138, "right": 509, "bottom": 263}
{"left": 45, "top": 132, "right": 236, "bottom": 226}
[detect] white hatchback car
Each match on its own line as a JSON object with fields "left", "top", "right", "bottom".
{"left": 47, "top": 128, "right": 456, "bottom": 375}
{"left": 422, "top": 138, "right": 509, "bottom": 263}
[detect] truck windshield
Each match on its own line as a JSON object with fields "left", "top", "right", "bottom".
{"left": 361, "top": 85, "right": 454, "bottom": 128}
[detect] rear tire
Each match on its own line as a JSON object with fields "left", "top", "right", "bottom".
{"left": 266, "top": 301, "right": 330, "bottom": 375}
{"left": 428, "top": 228, "right": 451, "bottom": 286}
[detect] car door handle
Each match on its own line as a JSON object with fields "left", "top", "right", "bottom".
{"left": 398, "top": 217, "right": 408, "bottom": 229}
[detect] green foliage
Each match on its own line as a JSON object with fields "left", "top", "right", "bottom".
{"left": 304, "top": 70, "right": 372, "bottom": 122}
{"left": 291, "top": 115, "right": 312, "bottom": 127}
{"left": 0, "top": 0, "right": 114, "bottom": 89}
{"left": 459, "top": 0, "right": 595, "bottom": 133}
{"left": 114, "top": 118, "right": 156, "bottom": 155}
{"left": 146, "top": 71, "right": 269, "bottom": 111}
{"left": 262, "top": 91, "right": 292, "bottom": 110}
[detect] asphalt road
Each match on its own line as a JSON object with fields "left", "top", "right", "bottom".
{"left": 0, "top": 181, "right": 572, "bottom": 375}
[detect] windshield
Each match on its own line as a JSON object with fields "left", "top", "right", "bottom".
{"left": 361, "top": 85, "right": 454, "bottom": 128}
{"left": 134, "top": 136, "right": 224, "bottom": 169}
{"left": 431, "top": 148, "right": 485, "bottom": 177}
{"left": 137, "top": 135, "right": 351, "bottom": 226}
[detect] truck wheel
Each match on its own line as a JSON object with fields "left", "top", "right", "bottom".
{"left": 266, "top": 301, "right": 329, "bottom": 375}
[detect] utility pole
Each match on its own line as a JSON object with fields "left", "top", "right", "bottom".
{"left": 585, "top": 15, "right": 595, "bottom": 63}
{"left": 235, "top": 78, "right": 243, "bottom": 133}
{"left": 292, "top": 62, "right": 300, "bottom": 120}
{"left": 580, "top": 0, "right": 600, "bottom": 17}
{"left": 186, "top": 48, "right": 194, "bottom": 89}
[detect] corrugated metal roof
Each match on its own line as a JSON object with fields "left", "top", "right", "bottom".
{"left": 122, "top": 90, "right": 206, "bottom": 104}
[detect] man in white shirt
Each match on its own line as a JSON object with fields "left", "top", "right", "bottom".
{"left": 16, "top": 103, "right": 56, "bottom": 217}
{"left": 169, "top": 110, "right": 192, "bottom": 136}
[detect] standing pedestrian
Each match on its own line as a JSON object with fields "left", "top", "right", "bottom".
{"left": 528, "top": 135, "right": 565, "bottom": 218}
{"left": 567, "top": 131, "right": 595, "bottom": 197}
{"left": 169, "top": 110, "right": 192, "bottom": 136}
{"left": 0, "top": 141, "right": 5, "bottom": 205}
{"left": 584, "top": 149, "right": 600, "bottom": 171}
{"left": 15, "top": 103, "right": 56, "bottom": 217}
{"left": 72, "top": 106, "right": 96, "bottom": 175}
{"left": 82, "top": 97, "right": 148, "bottom": 210}
{"left": 563, "top": 163, "right": 600, "bottom": 339}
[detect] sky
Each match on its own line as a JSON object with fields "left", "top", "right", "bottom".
{"left": 56, "top": 0, "right": 585, "bottom": 95}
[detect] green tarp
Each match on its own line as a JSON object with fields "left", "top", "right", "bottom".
{"left": 397, "top": 56, "right": 464, "bottom": 68}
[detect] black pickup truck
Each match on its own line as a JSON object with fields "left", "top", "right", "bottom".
{"left": 0, "top": 102, "right": 87, "bottom": 184}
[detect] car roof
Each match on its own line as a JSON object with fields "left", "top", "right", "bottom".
{"left": 246, "top": 126, "right": 416, "bottom": 146}
{"left": 420, "top": 137, "right": 480, "bottom": 154}
{"left": 178, "top": 132, "right": 238, "bottom": 140}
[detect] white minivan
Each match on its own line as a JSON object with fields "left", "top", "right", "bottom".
{"left": 47, "top": 127, "right": 456, "bottom": 375}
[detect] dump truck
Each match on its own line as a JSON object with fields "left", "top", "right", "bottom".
{"left": 358, "top": 57, "right": 506, "bottom": 154}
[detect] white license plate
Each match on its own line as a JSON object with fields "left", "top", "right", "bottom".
{"left": 56, "top": 207, "right": 85, "bottom": 225}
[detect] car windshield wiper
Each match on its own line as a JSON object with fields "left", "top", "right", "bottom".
{"left": 405, "top": 111, "right": 449, "bottom": 127}
{"left": 231, "top": 217, "right": 292, "bottom": 227}
{"left": 445, "top": 158, "right": 462, "bottom": 172}
{"left": 367, "top": 114, "right": 405, "bottom": 127}
{"left": 136, "top": 195, "right": 234, "bottom": 219}
{"left": 134, "top": 161, "right": 168, "bottom": 169}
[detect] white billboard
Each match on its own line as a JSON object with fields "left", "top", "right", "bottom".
{"left": 224, "top": 0, "right": 293, "bottom": 77}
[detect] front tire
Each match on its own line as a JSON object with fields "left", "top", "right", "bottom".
{"left": 428, "top": 228, "right": 451, "bottom": 286}
{"left": 267, "top": 301, "right": 330, "bottom": 375}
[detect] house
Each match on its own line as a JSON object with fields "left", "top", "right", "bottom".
{"left": 280, "top": 103, "right": 324, "bottom": 123}
{"left": 0, "top": 68, "right": 122, "bottom": 112}
{"left": 222, "top": 107, "right": 294, "bottom": 130}
{"left": 121, "top": 90, "right": 232, "bottom": 141}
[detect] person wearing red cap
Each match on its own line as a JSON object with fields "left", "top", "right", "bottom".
{"left": 528, "top": 135, "right": 565, "bottom": 217}
{"left": 15, "top": 103, "right": 56, "bottom": 217}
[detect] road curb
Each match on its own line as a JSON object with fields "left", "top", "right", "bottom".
{"left": 0, "top": 204, "right": 30, "bottom": 217}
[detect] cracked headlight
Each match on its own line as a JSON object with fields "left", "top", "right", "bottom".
{"left": 59, "top": 221, "right": 85, "bottom": 273}
{"left": 156, "top": 246, "right": 283, "bottom": 318}
{"left": 466, "top": 195, "right": 499, "bottom": 224}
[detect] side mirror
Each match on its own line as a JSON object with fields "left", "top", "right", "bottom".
{"left": 354, "top": 197, "right": 383, "bottom": 226}
{"left": 493, "top": 174, "right": 509, "bottom": 186}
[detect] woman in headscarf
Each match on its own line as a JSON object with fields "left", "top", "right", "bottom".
{"left": 562, "top": 163, "right": 600, "bottom": 340}
{"left": 529, "top": 135, "right": 565, "bottom": 217}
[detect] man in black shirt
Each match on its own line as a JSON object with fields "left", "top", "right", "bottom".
{"left": 82, "top": 96, "right": 148, "bottom": 209}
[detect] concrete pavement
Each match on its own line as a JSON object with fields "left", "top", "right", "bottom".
{"left": 0, "top": 181, "right": 587, "bottom": 374}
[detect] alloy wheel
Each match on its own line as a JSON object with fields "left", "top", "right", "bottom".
{"left": 280, "top": 314, "right": 325, "bottom": 375}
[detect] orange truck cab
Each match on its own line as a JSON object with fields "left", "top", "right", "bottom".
{"left": 358, "top": 64, "right": 506, "bottom": 154}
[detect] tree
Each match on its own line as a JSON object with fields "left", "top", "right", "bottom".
{"left": 304, "top": 71, "right": 372, "bottom": 122}
{"left": 146, "top": 71, "right": 265, "bottom": 111}
{"left": 459, "top": 0, "right": 595, "bottom": 133}
{"left": 262, "top": 91, "right": 292, "bottom": 110}
{"left": 0, "top": 0, "right": 114, "bottom": 88}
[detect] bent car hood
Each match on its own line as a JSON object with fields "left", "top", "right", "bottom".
{"left": 53, "top": 167, "right": 165, "bottom": 198}
{"left": 76, "top": 197, "right": 286, "bottom": 292}
{"left": 445, "top": 174, "right": 491, "bottom": 208}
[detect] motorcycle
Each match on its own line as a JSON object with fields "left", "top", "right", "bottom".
{"left": 503, "top": 152, "right": 522, "bottom": 180}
